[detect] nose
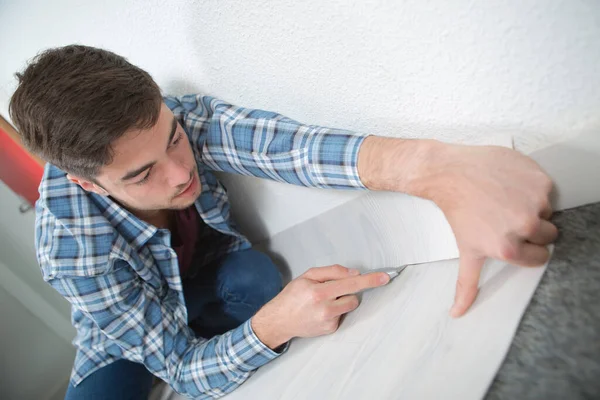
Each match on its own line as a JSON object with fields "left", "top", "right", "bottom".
{"left": 165, "top": 159, "right": 190, "bottom": 188}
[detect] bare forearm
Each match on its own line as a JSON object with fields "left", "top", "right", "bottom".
{"left": 251, "top": 307, "right": 291, "bottom": 350}
{"left": 357, "top": 136, "right": 445, "bottom": 199}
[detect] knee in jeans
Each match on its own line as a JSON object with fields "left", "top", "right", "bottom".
{"left": 222, "top": 250, "right": 283, "bottom": 305}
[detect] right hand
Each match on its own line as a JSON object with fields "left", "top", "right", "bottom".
{"left": 251, "top": 264, "right": 390, "bottom": 349}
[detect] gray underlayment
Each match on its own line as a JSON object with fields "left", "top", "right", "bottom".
{"left": 486, "top": 202, "right": 600, "bottom": 400}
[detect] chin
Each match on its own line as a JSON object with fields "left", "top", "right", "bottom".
{"left": 169, "top": 173, "right": 202, "bottom": 210}
{"left": 171, "top": 194, "right": 199, "bottom": 210}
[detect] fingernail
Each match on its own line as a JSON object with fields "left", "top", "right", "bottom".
{"left": 349, "top": 268, "right": 360, "bottom": 275}
{"left": 380, "top": 273, "right": 390, "bottom": 284}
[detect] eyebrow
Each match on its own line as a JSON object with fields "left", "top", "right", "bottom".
{"left": 120, "top": 117, "right": 178, "bottom": 182}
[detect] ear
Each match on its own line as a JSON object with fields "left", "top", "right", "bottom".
{"left": 66, "top": 174, "right": 109, "bottom": 196}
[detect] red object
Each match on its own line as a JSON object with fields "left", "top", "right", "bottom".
{"left": 0, "top": 126, "right": 44, "bottom": 206}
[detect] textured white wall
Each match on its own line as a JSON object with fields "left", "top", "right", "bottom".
{"left": 0, "top": 181, "right": 75, "bottom": 399}
{"left": 1, "top": 0, "right": 599, "bottom": 240}
{"left": 0, "top": 181, "right": 73, "bottom": 331}
{"left": 0, "top": 285, "right": 74, "bottom": 400}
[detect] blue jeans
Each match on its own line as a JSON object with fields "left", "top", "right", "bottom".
{"left": 64, "top": 249, "right": 282, "bottom": 400}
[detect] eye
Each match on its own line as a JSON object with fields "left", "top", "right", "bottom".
{"left": 171, "top": 133, "right": 182, "bottom": 146}
{"left": 135, "top": 169, "right": 152, "bottom": 185}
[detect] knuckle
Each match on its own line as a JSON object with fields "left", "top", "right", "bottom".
{"left": 309, "top": 287, "right": 326, "bottom": 303}
{"left": 499, "top": 241, "right": 518, "bottom": 260}
{"left": 302, "top": 267, "right": 316, "bottom": 278}
{"left": 332, "top": 264, "right": 347, "bottom": 274}
{"left": 348, "top": 296, "right": 360, "bottom": 310}
{"left": 326, "top": 321, "right": 339, "bottom": 334}
{"left": 302, "top": 281, "right": 316, "bottom": 295}
{"left": 519, "top": 216, "right": 539, "bottom": 237}
{"left": 537, "top": 197, "right": 551, "bottom": 213}
{"left": 293, "top": 278, "right": 309, "bottom": 290}
{"left": 321, "top": 307, "right": 334, "bottom": 321}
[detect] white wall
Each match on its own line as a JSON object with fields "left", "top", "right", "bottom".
{"left": 0, "top": 285, "right": 74, "bottom": 400}
{"left": 1, "top": 0, "right": 599, "bottom": 241}
{"left": 0, "top": 181, "right": 75, "bottom": 399}
{"left": 0, "top": 181, "right": 74, "bottom": 338}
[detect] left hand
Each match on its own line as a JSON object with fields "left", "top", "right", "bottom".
{"left": 358, "top": 137, "right": 559, "bottom": 317}
{"left": 417, "top": 143, "right": 558, "bottom": 317}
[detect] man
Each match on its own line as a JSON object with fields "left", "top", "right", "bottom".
{"left": 9, "top": 45, "right": 557, "bottom": 399}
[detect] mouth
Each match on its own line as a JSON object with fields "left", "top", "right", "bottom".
{"left": 174, "top": 173, "right": 198, "bottom": 198}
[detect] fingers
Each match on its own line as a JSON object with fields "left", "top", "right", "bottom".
{"left": 507, "top": 243, "right": 550, "bottom": 266}
{"left": 322, "top": 272, "right": 390, "bottom": 298}
{"left": 320, "top": 296, "right": 360, "bottom": 335}
{"left": 539, "top": 203, "right": 553, "bottom": 220}
{"left": 450, "top": 254, "right": 484, "bottom": 318}
{"left": 303, "top": 264, "right": 360, "bottom": 282}
{"left": 328, "top": 295, "right": 360, "bottom": 318}
{"left": 527, "top": 220, "right": 558, "bottom": 245}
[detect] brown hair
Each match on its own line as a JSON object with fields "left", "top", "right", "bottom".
{"left": 9, "top": 45, "right": 162, "bottom": 178}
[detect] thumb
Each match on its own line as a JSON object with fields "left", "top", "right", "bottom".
{"left": 450, "top": 253, "right": 485, "bottom": 318}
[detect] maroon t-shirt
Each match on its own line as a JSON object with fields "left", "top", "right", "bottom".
{"left": 171, "top": 206, "right": 199, "bottom": 277}
{"left": 170, "top": 205, "right": 236, "bottom": 279}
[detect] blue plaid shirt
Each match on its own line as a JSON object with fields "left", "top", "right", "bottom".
{"left": 36, "top": 94, "right": 368, "bottom": 398}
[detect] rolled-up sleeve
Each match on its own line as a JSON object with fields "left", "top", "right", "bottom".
{"left": 165, "top": 94, "right": 369, "bottom": 190}
{"left": 49, "top": 263, "right": 284, "bottom": 399}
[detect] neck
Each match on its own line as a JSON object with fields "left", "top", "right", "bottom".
{"left": 141, "top": 209, "right": 174, "bottom": 230}
{"left": 115, "top": 199, "right": 174, "bottom": 230}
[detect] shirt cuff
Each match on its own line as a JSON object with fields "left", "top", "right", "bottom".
{"left": 307, "top": 131, "right": 370, "bottom": 189}
{"left": 226, "top": 319, "right": 289, "bottom": 372}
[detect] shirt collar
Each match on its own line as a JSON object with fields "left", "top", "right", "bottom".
{"left": 39, "top": 164, "right": 162, "bottom": 254}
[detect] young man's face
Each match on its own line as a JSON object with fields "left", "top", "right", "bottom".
{"left": 69, "top": 103, "right": 201, "bottom": 214}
